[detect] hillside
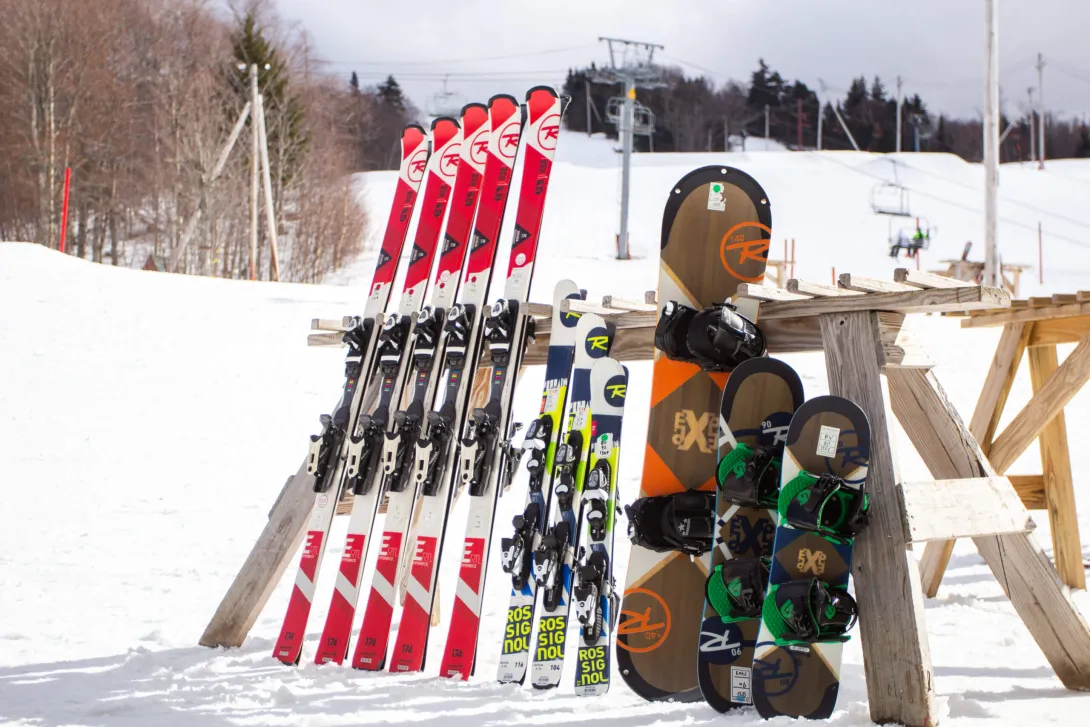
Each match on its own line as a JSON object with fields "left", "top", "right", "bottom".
{"left": 3, "top": 131, "right": 1090, "bottom": 726}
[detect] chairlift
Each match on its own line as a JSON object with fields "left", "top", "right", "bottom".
{"left": 871, "top": 181, "right": 912, "bottom": 217}
{"left": 425, "top": 76, "right": 468, "bottom": 119}
{"left": 888, "top": 217, "right": 935, "bottom": 259}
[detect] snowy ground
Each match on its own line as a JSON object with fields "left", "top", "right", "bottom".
{"left": 4, "top": 130, "right": 1090, "bottom": 726}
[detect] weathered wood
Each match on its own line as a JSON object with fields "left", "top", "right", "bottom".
{"left": 877, "top": 312, "right": 933, "bottom": 369}
{"left": 887, "top": 368, "right": 1090, "bottom": 690}
{"left": 644, "top": 289, "right": 657, "bottom": 304}
{"left": 1028, "top": 345, "right": 1086, "bottom": 589}
{"left": 1028, "top": 316, "right": 1090, "bottom": 347}
{"left": 311, "top": 318, "right": 348, "bottom": 332}
{"left": 1053, "top": 294, "right": 1079, "bottom": 304}
{"left": 898, "top": 477, "right": 1034, "bottom": 542}
{"left": 988, "top": 335, "right": 1090, "bottom": 474}
{"left": 819, "top": 311, "right": 936, "bottom": 727}
{"left": 559, "top": 299, "right": 656, "bottom": 329}
{"left": 1009, "top": 474, "right": 1046, "bottom": 509}
{"left": 1078, "top": 291, "right": 1090, "bottom": 302}
{"left": 736, "top": 283, "right": 811, "bottom": 302}
{"left": 525, "top": 301, "right": 552, "bottom": 318}
{"left": 759, "top": 285, "right": 1009, "bottom": 320}
{"left": 786, "top": 279, "right": 864, "bottom": 297}
{"left": 962, "top": 300, "right": 1090, "bottom": 327}
{"left": 601, "top": 294, "right": 658, "bottom": 312}
{"left": 200, "top": 456, "right": 314, "bottom": 648}
{"left": 894, "top": 268, "right": 975, "bottom": 289}
{"left": 308, "top": 332, "right": 344, "bottom": 347}
{"left": 1029, "top": 296, "right": 1053, "bottom": 307}
{"left": 838, "top": 273, "right": 917, "bottom": 293}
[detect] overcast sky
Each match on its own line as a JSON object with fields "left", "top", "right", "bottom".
{"left": 274, "top": 0, "right": 1090, "bottom": 121}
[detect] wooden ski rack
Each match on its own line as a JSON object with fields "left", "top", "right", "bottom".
{"left": 201, "top": 269, "right": 1090, "bottom": 727}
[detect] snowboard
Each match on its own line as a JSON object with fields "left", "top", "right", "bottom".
{"left": 698, "top": 357, "right": 804, "bottom": 711}
{"left": 616, "top": 165, "right": 771, "bottom": 701}
{"left": 752, "top": 396, "right": 870, "bottom": 719}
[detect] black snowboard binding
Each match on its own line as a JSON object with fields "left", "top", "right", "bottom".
{"left": 717, "top": 443, "right": 781, "bottom": 508}
{"left": 762, "top": 578, "right": 859, "bottom": 646}
{"left": 500, "top": 502, "right": 540, "bottom": 589}
{"left": 654, "top": 300, "right": 766, "bottom": 372}
{"left": 778, "top": 472, "right": 871, "bottom": 544}
{"left": 572, "top": 549, "right": 617, "bottom": 645}
{"left": 624, "top": 490, "right": 716, "bottom": 557}
{"left": 706, "top": 557, "right": 771, "bottom": 622}
{"left": 532, "top": 522, "right": 570, "bottom": 612}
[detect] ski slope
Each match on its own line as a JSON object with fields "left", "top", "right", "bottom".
{"left": 4, "top": 130, "right": 1090, "bottom": 726}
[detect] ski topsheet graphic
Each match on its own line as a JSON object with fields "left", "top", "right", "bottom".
{"left": 272, "top": 123, "right": 430, "bottom": 666}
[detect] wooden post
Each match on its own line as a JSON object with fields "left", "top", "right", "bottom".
{"left": 819, "top": 311, "right": 936, "bottom": 727}
{"left": 919, "top": 321, "right": 1032, "bottom": 596}
{"left": 1028, "top": 345, "right": 1086, "bottom": 589}
{"left": 887, "top": 368, "right": 1090, "bottom": 689}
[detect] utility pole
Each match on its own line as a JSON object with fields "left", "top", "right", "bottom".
{"left": 1028, "top": 87, "right": 1036, "bottom": 162}
{"left": 1037, "top": 52, "right": 1046, "bottom": 170}
{"left": 817, "top": 99, "right": 824, "bottom": 150}
{"left": 585, "top": 80, "right": 592, "bottom": 138}
{"left": 896, "top": 76, "right": 904, "bottom": 153}
{"left": 797, "top": 98, "right": 803, "bottom": 149}
{"left": 983, "top": 0, "right": 1000, "bottom": 287}
{"left": 594, "top": 37, "right": 664, "bottom": 260}
{"left": 250, "top": 65, "right": 260, "bottom": 280}
{"left": 764, "top": 104, "right": 770, "bottom": 140}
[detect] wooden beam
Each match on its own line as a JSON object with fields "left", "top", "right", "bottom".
{"left": 308, "top": 332, "right": 343, "bottom": 347}
{"left": 898, "top": 477, "right": 1034, "bottom": 542}
{"left": 988, "top": 335, "right": 1090, "bottom": 474}
{"left": 838, "top": 273, "right": 917, "bottom": 293}
{"left": 887, "top": 368, "right": 1090, "bottom": 690}
{"left": 601, "top": 294, "right": 658, "bottom": 312}
{"left": 1028, "top": 316, "right": 1090, "bottom": 347}
{"left": 787, "top": 279, "right": 864, "bottom": 297}
{"left": 819, "top": 311, "right": 936, "bottom": 727}
{"left": 200, "top": 457, "right": 313, "bottom": 648}
{"left": 736, "top": 283, "right": 811, "bottom": 302}
{"left": 1028, "top": 345, "right": 1086, "bottom": 589}
{"left": 758, "top": 284, "right": 1009, "bottom": 320}
{"left": 311, "top": 318, "right": 348, "bottom": 332}
{"left": 1009, "top": 474, "right": 1046, "bottom": 509}
{"left": 559, "top": 299, "right": 656, "bottom": 329}
{"left": 962, "top": 300, "right": 1090, "bottom": 327}
{"left": 894, "top": 268, "right": 975, "bottom": 289}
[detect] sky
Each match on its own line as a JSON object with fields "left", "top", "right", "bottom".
{"left": 272, "top": 0, "right": 1090, "bottom": 122}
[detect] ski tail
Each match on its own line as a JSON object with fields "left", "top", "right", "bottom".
{"left": 573, "top": 358, "right": 628, "bottom": 696}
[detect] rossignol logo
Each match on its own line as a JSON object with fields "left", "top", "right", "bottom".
{"left": 585, "top": 326, "right": 611, "bottom": 355}
{"left": 499, "top": 121, "right": 521, "bottom": 159}
{"left": 442, "top": 234, "right": 460, "bottom": 256}
{"left": 407, "top": 149, "right": 428, "bottom": 183}
{"left": 719, "top": 221, "right": 771, "bottom": 283}
{"left": 538, "top": 113, "right": 560, "bottom": 151}
{"left": 469, "top": 130, "right": 489, "bottom": 166}
{"left": 605, "top": 374, "right": 627, "bottom": 405}
{"left": 617, "top": 588, "right": 671, "bottom": 653}
{"left": 561, "top": 293, "right": 583, "bottom": 328}
{"left": 441, "top": 144, "right": 461, "bottom": 176}
{"left": 410, "top": 244, "right": 427, "bottom": 264}
{"left": 672, "top": 409, "right": 716, "bottom": 453}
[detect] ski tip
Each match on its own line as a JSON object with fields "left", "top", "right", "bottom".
{"left": 460, "top": 101, "right": 488, "bottom": 118}
{"left": 488, "top": 93, "right": 519, "bottom": 107}
{"left": 402, "top": 123, "right": 426, "bottom": 139}
{"left": 430, "top": 115, "right": 460, "bottom": 131}
{"left": 525, "top": 85, "right": 559, "bottom": 101}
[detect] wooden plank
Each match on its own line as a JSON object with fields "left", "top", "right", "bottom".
{"left": 602, "top": 295, "right": 658, "bottom": 312}
{"left": 525, "top": 301, "right": 552, "bottom": 318}
{"left": 1010, "top": 474, "right": 1046, "bottom": 509}
{"left": 962, "top": 301, "right": 1090, "bottom": 327}
{"left": 1028, "top": 316, "right": 1090, "bottom": 347}
{"left": 1078, "top": 291, "right": 1090, "bottom": 302}
{"left": 838, "top": 273, "right": 916, "bottom": 293}
{"left": 819, "top": 311, "right": 936, "bottom": 727}
{"left": 1052, "top": 294, "right": 1078, "bottom": 304}
{"left": 989, "top": 335, "right": 1090, "bottom": 473}
{"left": 311, "top": 318, "right": 347, "bottom": 332}
{"left": 557, "top": 301, "right": 656, "bottom": 330}
{"left": 1029, "top": 297, "right": 1053, "bottom": 307}
{"left": 200, "top": 456, "right": 314, "bottom": 648}
{"left": 787, "top": 279, "right": 864, "bottom": 297}
{"left": 898, "top": 477, "right": 1034, "bottom": 542}
{"left": 970, "top": 323, "right": 1032, "bottom": 453}
{"left": 1011, "top": 300, "right": 1030, "bottom": 309}
{"left": 758, "top": 285, "right": 1009, "bottom": 320}
{"left": 887, "top": 368, "right": 1090, "bottom": 690}
{"left": 894, "top": 268, "right": 975, "bottom": 289}
{"left": 307, "top": 332, "right": 344, "bottom": 347}
{"left": 644, "top": 289, "right": 657, "bottom": 304}
{"left": 1028, "top": 345, "right": 1087, "bottom": 589}
{"left": 877, "top": 312, "right": 933, "bottom": 369}
{"left": 736, "top": 283, "right": 811, "bottom": 302}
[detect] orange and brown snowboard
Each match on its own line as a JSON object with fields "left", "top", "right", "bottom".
{"left": 616, "top": 166, "right": 771, "bottom": 701}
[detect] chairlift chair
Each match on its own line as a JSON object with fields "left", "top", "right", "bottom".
{"left": 871, "top": 181, "right": 912, "bottom": 217}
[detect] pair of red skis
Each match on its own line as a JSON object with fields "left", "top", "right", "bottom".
{"left": 270, "top": 87, "right": 565, "bottom": 679}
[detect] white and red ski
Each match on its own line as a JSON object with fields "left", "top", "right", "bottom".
{"left": 273, "top": 118, "right": 456, "bottom": 666}
{"left": 438, "top": 86, "right": 568, "bottom": 680}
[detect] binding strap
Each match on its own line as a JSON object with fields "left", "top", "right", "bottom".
{"left": 761, "top": 579, "right": 859, "bottom": 645}
{"left": 625, "top": 491, "right": 715, "bottom": 557}
{"left": 706, "top": 557, "right": 771, "bottom": 622}
{"left": 778, "top": 472, "right": 871, "bottom": 542}
{"left": 717, "top": 443, "right": 780, "bottom": 508}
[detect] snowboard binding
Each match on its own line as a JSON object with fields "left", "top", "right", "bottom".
{"left": 500, "top": 503, "right": 541, "bottom": 589}
{"left": 573, "top": 550, "right": 616, "bottom": 645}
{"left": 706, "top": 557, "right": 771, "bottom": 622}
{"left": 654, "top": 300, "right": 766, "bottom": 372}
{"left": 779, "top": 472, "right": 871, "bottom": 543}
{"left": 762, "top": 578, "right": 859, "bottom": 645}
{"left": 624, "top": 490, "right": 716, "bottom": 557}
{"left": 717, "top": 443, "right": 781, "bottom": 508}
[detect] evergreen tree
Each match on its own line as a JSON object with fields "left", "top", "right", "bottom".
{"left": 1076, "top": 124, "right": 1090, "bottom": 158}
{"left": 350, "top": 71, "right": 360, "bottom": 92}
{"left": 377, "top": 75, "right": 407, "bottom": 111}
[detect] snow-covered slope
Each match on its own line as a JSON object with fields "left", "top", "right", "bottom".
{"left": 4, "top": 131, "right": 1090, "bottom": 726}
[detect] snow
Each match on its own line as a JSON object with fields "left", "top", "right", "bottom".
{"left": 4, "top": 128, "right": 1090, "bottom": 726}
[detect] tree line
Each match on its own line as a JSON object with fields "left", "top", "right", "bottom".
{"left": 562, "top": 59, "right": 1090, "bottom": 160}
{"left": 0, "top": 0, "right": 416, "bottom": 282}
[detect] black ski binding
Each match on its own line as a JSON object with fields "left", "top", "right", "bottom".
{"left": 706, "top": 557, "right": 771, "bottom": 622}
{"left": 763, "top": 579, "right": 859, "bottom": 645}
{"left": 532, "top": 521, "right": 570, "bottom": 611}
{"left": 779, "top": 472, "right": 871, "bottom": 543}
{"left": 581, "top": 461, "right": 612, "bottom": 542}
{"left": 522, "top": 415, "right": 553, "bottom": 492}
{"left": 717, "top": 443, "right": 781, "bottom": 508}
{"left": 624, "top": 490, "right": 716, "bottom": 557}
{"left": 654, "top": 300, "right": 766, "bottom": 372}
{"left": 572, "top": 550, "right": 615, "bottom": 645}
{"left": 500, "top": 503, "right": 540, "bottom": 589}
